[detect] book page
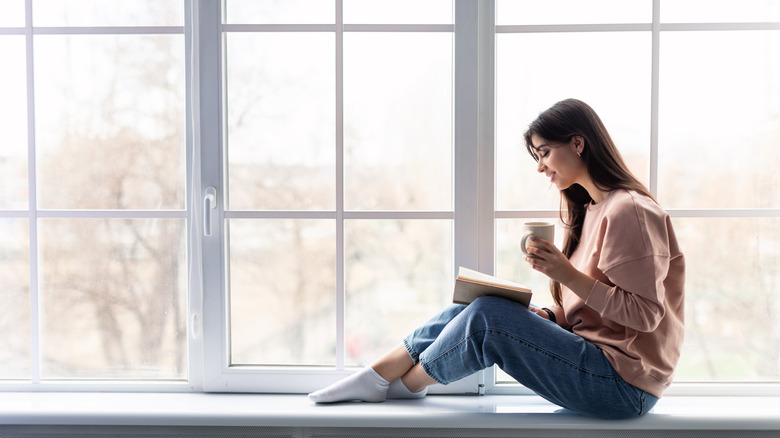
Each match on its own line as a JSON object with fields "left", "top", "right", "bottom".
{"left": 457, "top": 267, "right": 529, "bottom": 292}
{"left": 453, "top": 267, "right": 532, "bottom": 306}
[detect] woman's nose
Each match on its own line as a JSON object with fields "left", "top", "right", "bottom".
{"left": 537, "top": 160, "right": 546, "bottom": 173}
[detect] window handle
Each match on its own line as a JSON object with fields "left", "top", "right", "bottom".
{"left": 191, "top": 312, "right": 201, "bottom": 340}
{"left": 203, "top": 187, "right": 217, "bottom": 237}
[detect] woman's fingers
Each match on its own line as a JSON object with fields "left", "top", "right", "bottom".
{"left": 524, "top": 242, "right": 550, "bottom": 259}
{"left": 529, "top": 306, "right": 550, "bottom": 320}
{"left": 528, "top": 236, "right": 554, "bottom": 251}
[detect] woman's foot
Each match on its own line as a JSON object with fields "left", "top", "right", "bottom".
{"left": 308, "top": 367, "right": 390, "bottom": 403}
{"left": 387, "top": 378, "right": 428, "bottom": 399}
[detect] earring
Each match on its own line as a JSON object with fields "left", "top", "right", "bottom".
{"left": 577, "top": 150, "right": 582, "bottom": 157}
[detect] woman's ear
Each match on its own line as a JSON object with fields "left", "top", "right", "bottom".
{"left": 571, "top": 136, "right": 585, "bottom": 157}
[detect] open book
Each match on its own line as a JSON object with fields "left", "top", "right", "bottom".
{"left": 452, "top": 267, "right": 532, "bottom": 307}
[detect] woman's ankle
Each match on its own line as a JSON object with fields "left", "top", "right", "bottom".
{"left": 401, "top": 364, "right": 437, "bottom": 393}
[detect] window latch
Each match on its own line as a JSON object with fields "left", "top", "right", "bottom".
{"left": 203, "top": 187, "right": 217, "bottom": 237}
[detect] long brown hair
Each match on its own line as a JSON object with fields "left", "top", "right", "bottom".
{"left": 523, "top": 99, "right": 654, "bottom": 306}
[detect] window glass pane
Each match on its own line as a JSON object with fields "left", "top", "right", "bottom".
{"left": 39, "top": 218, "right": 186, "bottom": 379}
{"left": 229, "top": 219, "right": 336, "bottom": 366}
{"left": 344, "top": 219, "right": 452, "bottom": 366}
{"left": 496, "top": 0, "right": 650, "bottom": 25}
{"left": 661, "top": 0, "right": 780, "bottom": 23}
{"left": 34, "top": 35, "right": 185, "bottom": 210}
{"left": 344, "top": 33, "right": 452, "bottom": 211}
{"left": 496, "top": 32, "right": 651, "bottom": 210}
{"left": 32, "top": 0, "right": 183, "bottom": 26}
{"left": 225, "top": 33, "right": 335, "bottom": 211}
{"left": 343, "top": 0, "right": 453, "bottom": 24}
{"left": 658, "top": 31, "right": 780, "bottom": 209}
{"left": 0, "top": 1, "right": 25, "bottom": 27}
{"left": 0, "top": 219, "right": 30, "bottom": 380}
{"left": 674, "top": 218, "right": 780, "bottom": 381}
{"left": 224, "top": 0, "right": 334, "bottom": 24}
{"left": 0, "top": 36, "right": 28, "bottom": 210}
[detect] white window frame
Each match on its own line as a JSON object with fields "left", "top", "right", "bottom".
{"left": 2, "top": 0, "right": 778, "bottom": 396}
{"left": 488, "top": 0, "right": 780, "bottom": 397}
{"left": 0, "top": 0, "right": 193, "bottom": 393}
{"left": 197, "top": 0, "right": 494, "bottom": 394}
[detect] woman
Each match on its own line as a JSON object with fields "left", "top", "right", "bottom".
{"left": 308, "top": 98, "right": 685, "bottom": 420}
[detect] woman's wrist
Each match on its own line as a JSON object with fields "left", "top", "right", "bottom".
{"left": 541, "top": 307, "right": 557, "bottom": 324}
{"left": 562, "top": 269, "right": 598, "bottom": 301}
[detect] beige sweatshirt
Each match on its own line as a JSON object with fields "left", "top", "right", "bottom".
{"left": 549, "top": 189, "right": 685, "bottom": 398}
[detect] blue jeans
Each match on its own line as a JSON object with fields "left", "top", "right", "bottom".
{"left": 403, "top": 296, "right": 658, "bottom": 419}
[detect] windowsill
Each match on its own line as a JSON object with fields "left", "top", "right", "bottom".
{"left": 1, "top": 392, "right": 779, "bottom": 431}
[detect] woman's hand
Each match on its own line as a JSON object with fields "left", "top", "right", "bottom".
{"left": 523, "top": 237, "right": 597, "bottom": 298}
{"left": 523, "top": 236, "right": 575, "bottom": 283}
{"left": 529, "top": 306, "right": 550, "bottom": 320}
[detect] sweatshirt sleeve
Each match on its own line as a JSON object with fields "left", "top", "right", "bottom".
{"left": 585, "top": 255, "right": 668, "bottom": 332}
{"left": 583, "top": 194, "right": 673, "bottom": 332}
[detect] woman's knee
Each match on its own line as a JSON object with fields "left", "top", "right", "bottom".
{"left": 468, "top": 296, "right": 531, "bottom": 319}
{"left": 460, "top": 297, "right": 498, "bottom": 329}
{"left": 461, "top": 296, "right": 532, "bottom": 332}
{"left": 468, "top": 295, "right": 509, "bottom": 312}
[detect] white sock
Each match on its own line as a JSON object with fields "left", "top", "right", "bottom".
{"left": 387, "top": 378, "right": 428, "bottom": 399}
{"left": 308, "top": 367, "right": 390, "bottom": 403}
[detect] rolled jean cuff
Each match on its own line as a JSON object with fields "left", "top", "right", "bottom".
{"left": 402, "top": 338, "right": 420, "bottom": 365}
{"left": 419, "top": 360, "right": 447, "bottom": 385}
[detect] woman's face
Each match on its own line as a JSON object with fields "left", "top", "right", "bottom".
{"left": 530, "top": 133, "right": 586, "bottom": 191}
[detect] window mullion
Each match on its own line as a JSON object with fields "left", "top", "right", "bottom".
{"left": 335, "top": 0, "right": 345, "bottom": 372}
{"left": 649, "top": 0, "right": 660, "bottom": 197}
{"left": 453, "top": 0, "right": 495, "bottom": 282}
{"left": 25, "top": 0, "right": 40, "bottom": 386}
{"left": 197, "top": 0, "right": 227, "bottom": 392}
{"left": 454, "top": 0, "right": 481, "bottom": 274}
{"left": 476, "top": 0, "right": 495, "bottom": 276}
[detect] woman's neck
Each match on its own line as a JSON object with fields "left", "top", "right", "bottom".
{"left": 579, "top": 178, "right": 612, "bottom": 204}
